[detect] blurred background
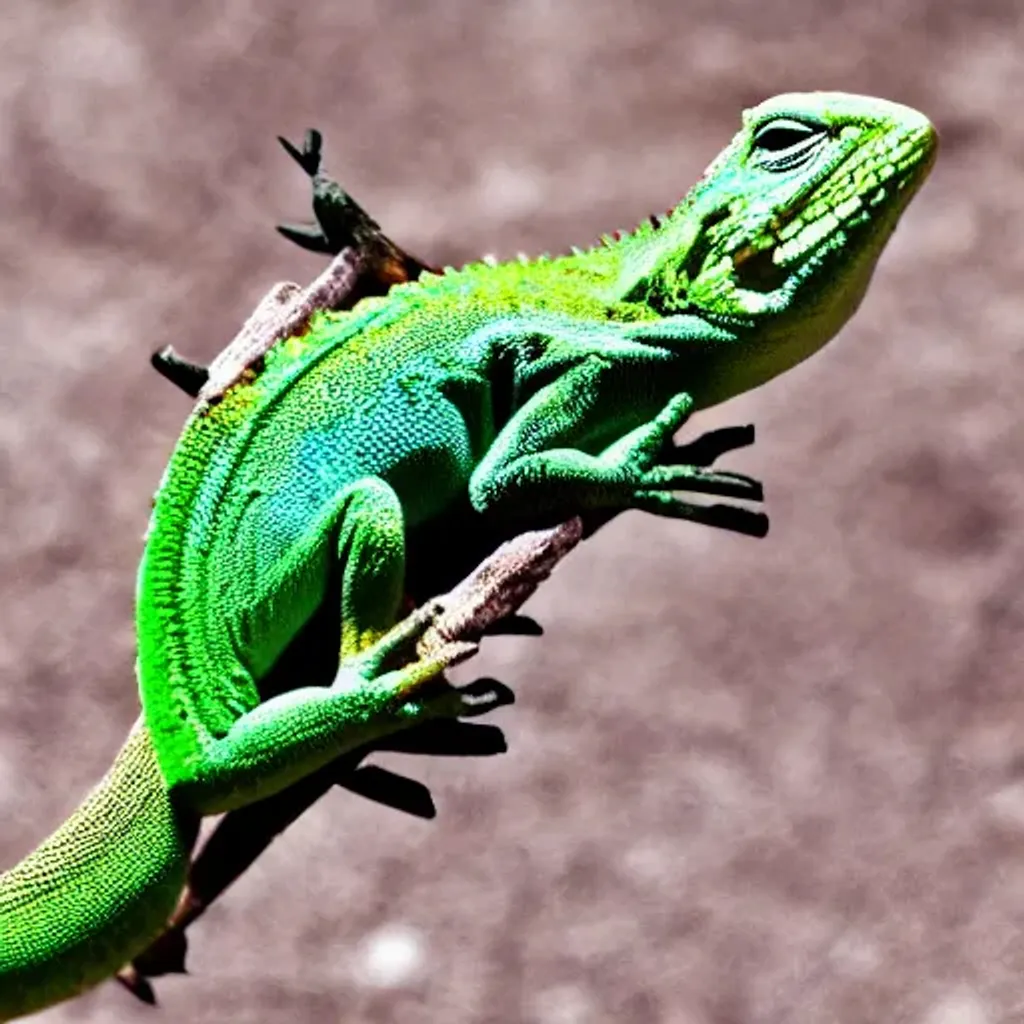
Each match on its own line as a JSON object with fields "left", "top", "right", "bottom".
{"left": 2, "top": 1, "right": 1023, "bottom": 1021}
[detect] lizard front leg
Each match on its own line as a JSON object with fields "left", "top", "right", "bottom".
{"left": 470, "top": 356, "right": 767, "bottom": 536}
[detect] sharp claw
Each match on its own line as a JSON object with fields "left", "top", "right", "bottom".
{"left": 632, "top": 492, "right": 770, "bottom": 538}
{"left": 646, "top": 469, "right": 763, "bottom": 503}
{"left": 130, "top": 928, "right": 189, "bottom": 978}
{"left": 116, "top": 965, "right": 157, "bottom": 1005}
{"left": 278, "top": 129, "right": 323, "bottom": 177}
{"left": 698, "top": 474, "right": 763, "bottom": 503}
{"left": 455, "top": 678, "right": 516, "bottom": 716}
{"left": 693, "top": 470, "right": 763, "bottom": 502}
{"left": 662, "top": 424, "right": 757, "bottom": 467}
{"left": 277, "top": 134, "right": 305, "bottom": 167}
{"left": 703, "top": 505, "right": 770, "bottom": 537}
{"left": 151, "top": 346, "right": 209, "bottom": 397}
{"left": 301, "top": 129, "right": 323, "bottom": 171}
{"left": 276, "top": 222, "right": 336, "bottom": 254}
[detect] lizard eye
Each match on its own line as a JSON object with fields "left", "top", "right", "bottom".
{"left": 751, "top": 118, "right": 826, "bottom": 172}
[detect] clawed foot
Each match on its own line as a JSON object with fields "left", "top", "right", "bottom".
{"left": 276, "top": 129, "right": 435, "bottom": 284}
{"left": 336, "top": 597, "right": 519, "bottom": 726}
{"left": 640, "top": 420, "right": 768, "bottom": 536}
{"left": 276, "top": 128, "right": 383, "bottom": 258}
{"left": 595, "top": 395, "right": 767, "bottom": 537}
{"left": 276, "top": 129, "right": 339, "bottom": 255}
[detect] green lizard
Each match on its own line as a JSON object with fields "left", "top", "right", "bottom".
{"left": 123, "top": 136, "right": 773, "bottom": 998}
{"left": 0, "top": 91, "right": 936, "bottom": 1019}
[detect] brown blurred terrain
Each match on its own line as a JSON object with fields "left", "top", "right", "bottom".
{"left": 1, "top": 2, "right": 1023, "bottom": 1021}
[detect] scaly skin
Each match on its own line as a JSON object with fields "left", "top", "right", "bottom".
{"left": 0, "top": 725, "right": 192, "bottom": 1017}
{"left": 0, "top": 92, "right": 937, "bottom": 1019}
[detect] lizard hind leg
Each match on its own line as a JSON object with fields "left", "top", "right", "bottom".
{"left": 173, "top": 478, "right": 469, "bottom": 817}
{"left": 335, "top": 476, "right": 408, "bottom": 660}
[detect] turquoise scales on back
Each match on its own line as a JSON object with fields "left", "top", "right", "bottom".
{"left": 0, "top": 92, "right": 936, "bottom": 1018}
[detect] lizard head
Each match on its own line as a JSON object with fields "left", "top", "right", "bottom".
{"left": 618, "top": 92, "right": 938, "bottom": 406}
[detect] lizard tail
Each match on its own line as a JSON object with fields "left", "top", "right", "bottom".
{"left": 0, "top": 721, "right": 195, "bottom": 1020}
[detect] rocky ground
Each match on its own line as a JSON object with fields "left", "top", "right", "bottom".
{"left": 1, "top": 1, "right": 1023, "bottom": 1021}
